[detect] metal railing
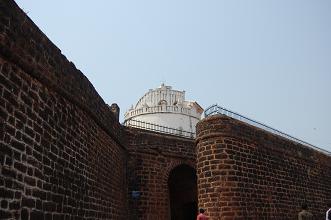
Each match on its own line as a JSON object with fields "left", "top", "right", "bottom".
{"left": 204, "top": 104, "right": 331, "bottom": 155}
{"left": 123, "top": 119, "right": 195, "bottom": 139}
{"left": 124, "top": 105, "right": 201, "bottom": 121}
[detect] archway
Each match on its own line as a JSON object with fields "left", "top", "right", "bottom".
{"left": 168, "top": 164, "right": 197, "bottom": 220}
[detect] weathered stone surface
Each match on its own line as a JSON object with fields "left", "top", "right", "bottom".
{"left": 0, "top": 1, "right": 128, "bottom": 219}
{"left": 125, "top": 127, "right": 196, "bottom": 220}
{"left": 196, "top": 115, "right": 331, "bottom": 220}
{"left": 1, "top": 1, "right": 331, "bottom": 220}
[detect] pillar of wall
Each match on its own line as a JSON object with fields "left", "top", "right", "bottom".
{"left": 196, "top": 115, "right": 331, "bottom": 220}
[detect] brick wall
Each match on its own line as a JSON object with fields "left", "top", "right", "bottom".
{"left": 3, "top": 1, "right": 331, "bottom": 220}
{"left": 196, "top": 115, "right": 331, "bottom": 220}
{"left": 125, "top": 127, "right": 196, "bottom": 220}
{"left": 0, "top": 1, "right": 128, "bottom": 219}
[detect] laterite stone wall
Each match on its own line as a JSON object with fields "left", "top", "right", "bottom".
{"left": 2, "top": 1, "right": 331, "bottom": 220}
{"left": 125, "top": 127, "right": 196, "bottom": 220}
{"left": 0, "top": 1, "right": 128, "bottom": 219}
{"left": 196, "top": 115, "right": 331, "bottom": 220}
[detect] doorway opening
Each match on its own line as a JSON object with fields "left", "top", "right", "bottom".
{"left": 168, "top": 164, "right": 197, "bottom": 220}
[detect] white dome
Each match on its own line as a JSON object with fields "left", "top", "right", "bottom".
{"left": 124, "top": 84, "right": 203, "bottom": 134}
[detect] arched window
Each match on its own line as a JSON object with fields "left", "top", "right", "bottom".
{"left": 158, "top": 100, "right": 167, "bottom": 105}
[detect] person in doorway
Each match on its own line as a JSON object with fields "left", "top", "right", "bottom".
{"left": 298, "top": 203, "right": 313, "bottom": 220}
{"left": 326, "top": 202, "right": 331, "bottom": 220}
{"left": 197, "top": 208, "right": 208, "bottom": 220}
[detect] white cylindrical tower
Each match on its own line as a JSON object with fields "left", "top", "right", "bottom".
{"left": 124, "top": 84, "right": 203, "bottom": 134}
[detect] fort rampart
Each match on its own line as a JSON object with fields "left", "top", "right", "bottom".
{"left": 1, "top": 1, "right": 331, "bottom": 220}
{"left": 1, "top": 1, "right": 127, "bottom": 219}
{"left": 196, "top": 115, "right": 331, "bottom": 219}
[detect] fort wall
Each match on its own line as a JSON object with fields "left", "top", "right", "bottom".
{"left": 0, "top": 1, "right": 128, "bottom": 219}
{"left": 125, "top": 127, "right": 196, "bottom": 220}
{"left": 196, "top": 115, "right": 331, "bottom": 220}
{"left": 1, "top": 1, "right": 331, "bottom": 220}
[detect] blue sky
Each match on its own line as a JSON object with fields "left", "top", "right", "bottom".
{"left": 15, "top": 0, "right": 331, "bottom": 152}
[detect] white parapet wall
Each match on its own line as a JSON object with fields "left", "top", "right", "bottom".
{"left": 124, "top": 84, "right": 203, "bottom": 133}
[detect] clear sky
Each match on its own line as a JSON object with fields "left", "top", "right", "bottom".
{"left": 15, "top": 0, "right": 331, "bottom": 152}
